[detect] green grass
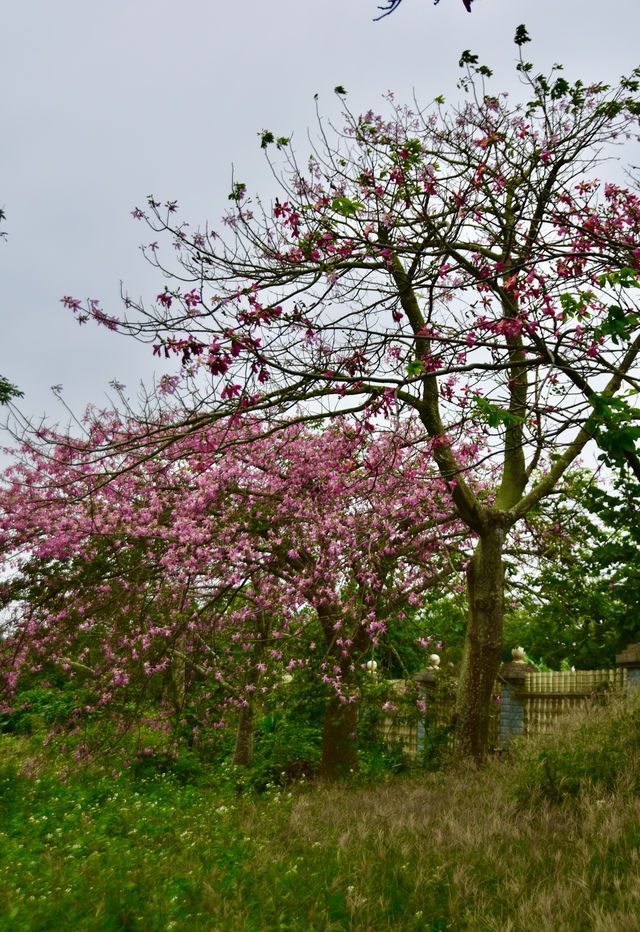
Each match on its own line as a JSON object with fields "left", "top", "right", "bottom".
{"left": 2, "top": 695, "right": 640, "bottom": 930}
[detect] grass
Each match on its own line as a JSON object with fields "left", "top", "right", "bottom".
{"left": 1, "top": 694, "right": 640, "bottom": 930}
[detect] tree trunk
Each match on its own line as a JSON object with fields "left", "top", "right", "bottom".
{"left": 454, "top": 523, "right": 506, "bottom": 762}
{"left": 321, "top": 696, "right": 359, "bottom": 780}
{"left": 232, "top": 699, "right": 255, "bottom": 768}
{"left": 232, "top": 611, "right": 269, "bottom": 769}
{"left": 170, "top": 647, "right": 186, "bottom": 715}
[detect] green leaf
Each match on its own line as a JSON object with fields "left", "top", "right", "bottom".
{"left": 559, "top": 290, "right": 595, "bottom": 318}
{"left": 459, "top": 50, "right": 479, "bottom": 68}
{"left": 474, "top": 395, "right": 524, "bottom": 429}
{"left": 0, "top": 375, "right": 23, "bottom": 405}
{"left": 259, "top": 131, "right": 290, "bottom": 151}
{"left": 228, "top": 183, "right": 246, "bottom": 202}
{"left": 598, "top": 267, "right": 640, "bottom": 289}
{"left": 550, "top": 77, "right": 570, "bottom": 100}
{"left": 594, "top": 304, "right": 640, "bottom": 345}
{"left": 406, "top": 359, "right": 425, "bottom": 378}
{"left": 259, "top": 130, "right": 275, "bottom": 149}
{"left": 330, "top": 196, "right": 363, "bottom": 218}
{"left": 621, "top": 76, "right": 640, "bottom": 92}
{"left": 597, "top": 100, "right": 624, "bottom": 119}
{"left": 587, "top": 392, "right": 640, "bottom": 466}
{"left": 475, "top": 395, "right": 524, "bottom": 427}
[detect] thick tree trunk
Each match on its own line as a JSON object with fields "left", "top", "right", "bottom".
{"left": 454, "top": 523, "right": 506, "bottom": 762}
{"left": 321, "top": 696, "right": 359, "bottom": 780}
{"left": 232, "top": 699, "right": 255, "bottom": 768}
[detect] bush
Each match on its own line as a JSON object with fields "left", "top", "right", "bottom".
{"left": 511, "top": 691, "right": 640, "bottom": 806}
{"left": 0, "top": 683, "right": 87, "bottom": 735}
{"left": 129, "top": 746, "right": 207, "bottom": 785}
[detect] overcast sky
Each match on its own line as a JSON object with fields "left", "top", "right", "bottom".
{"left": 2, "top": 0, "right": 640, "bottom": 438}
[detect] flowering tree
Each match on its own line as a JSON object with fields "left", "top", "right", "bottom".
{"left": 0, "top": 416, "right": 472, "bottom": 776}
{"left": 62, "top": 31, "right": 640, "bottom": 759}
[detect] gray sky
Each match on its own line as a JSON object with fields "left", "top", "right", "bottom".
{"left": 2, "top": 0, "right": 640, "bottom": 433}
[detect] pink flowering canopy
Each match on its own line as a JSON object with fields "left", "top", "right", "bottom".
{"left": 0, "top": 414, "right": 481, "bottom": 761}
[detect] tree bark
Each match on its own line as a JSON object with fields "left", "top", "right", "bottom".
{"left": 170, "top": 646, "right": 186, "bottom": 715}
{"left": 232, "top": 699, "right": 255, "bottom": 768}
{"left": 231, "top": 611, "right": 269, "bottom": 769}
{"left": 454, "top": 522, "right": 506, "bottom": 762}
{"left": 320, "top": 696, "right": 359, "bottom": 780}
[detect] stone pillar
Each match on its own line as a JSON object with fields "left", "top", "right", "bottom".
{"left": 415, "top": 667, "right": 436, "bottom": 757}
{"left": 616, "top": 643, "right": 640, "bottom": 689}
{"left": 499, "top": 648, "right": 537, "bottom": 746}
{"left": 414, "top": 656, "right": 443, "bottom": 757}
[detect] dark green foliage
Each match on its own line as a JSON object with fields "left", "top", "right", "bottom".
{"left": 357, "top": 703, "right": 413, "bottom": 779}
{"left": 0, "top": 684, "right": 84, "bottom": 735}
{"left": 129, "top": 746, "right": 207, "bottom": 785}
{"left": 419, "top": 683, "right": 456, "bottom": 770}
{"left": 0, "top": 374, "right": 23, "bottom": 405}
{"left": 378, "top": 596, "right": 467, "bottom": 676}
{"left": 506, "top": 470, "right": 640, "bottom": 669}
{"left": 246, "top": 703, "right": 323, "bottom": 791}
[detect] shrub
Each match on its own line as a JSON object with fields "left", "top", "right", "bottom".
{"left": 510, "top": 690, "right": 640, "bottom": 806}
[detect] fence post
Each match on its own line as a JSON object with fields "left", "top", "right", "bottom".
{"left": 499, "top": 648, "right": 537, "bottom": 745}
{"left": 616, "top": 643, "right": 640, "bottom": 689}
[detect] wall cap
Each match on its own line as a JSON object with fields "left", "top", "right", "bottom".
{"left": 616, "top": 643, "right": 640, "bottom": 668}
{"left": 415, "top": 668, "right": 437, "bottom": 684}
{"left": 499, "top": 659, "right": 538, "bottom": 681}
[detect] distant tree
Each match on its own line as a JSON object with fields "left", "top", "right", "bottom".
{"left": 505, "top": 470, "right": 640, "bottom": 670}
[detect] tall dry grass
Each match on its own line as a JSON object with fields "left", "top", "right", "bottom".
{"left": 283, "top": 691, "right": 640, "bottom": 930}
